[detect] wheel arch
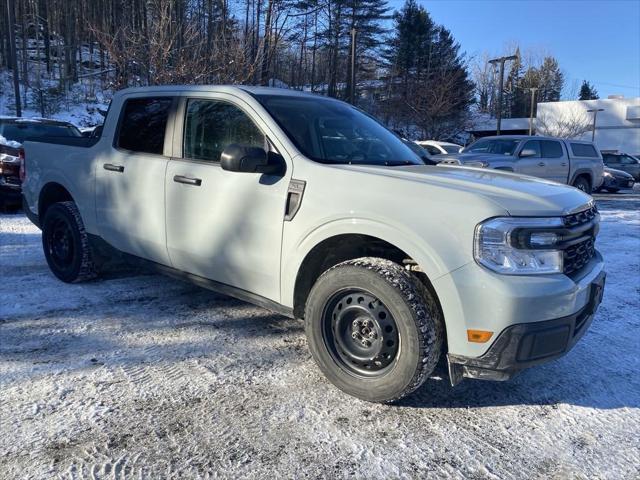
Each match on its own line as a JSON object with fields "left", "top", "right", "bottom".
{"left": 38, "top": 182, "right": 75, "bottom": 219}
{"left": 289, "top": 228, "right": 448, "bottom": 322}
{"left": 569, "top": 169, "right": 593, "bottom": 189}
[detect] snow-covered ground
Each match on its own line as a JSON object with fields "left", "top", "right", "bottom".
{"left": 0, "top": 198, "right": 639, "bottom": 479}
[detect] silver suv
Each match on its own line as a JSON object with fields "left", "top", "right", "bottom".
{"left": 441, "top": 135, "right": 604, "bottom": 193}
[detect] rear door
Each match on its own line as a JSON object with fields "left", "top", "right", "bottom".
{"left": 95, "top": 96, "right": 175, "bottom": 265}
{"left": 514, "top": 140, "right": 547, "bottom": 178}
{"left": 540, "top": 139, "right": 569, "bottom": 183}
{"left": 164, "top": 95, "right": 290, "bottom": 302}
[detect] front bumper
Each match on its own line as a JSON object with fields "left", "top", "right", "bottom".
{"left": 447, "top": 270, "right": 606, "bottom": 385}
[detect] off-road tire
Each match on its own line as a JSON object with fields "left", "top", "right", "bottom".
{"left": 304, "top": 257, "right": 443, "bottom": 403}
{"left": 42, "top": 201, "right": 97, "bottom": 283}
{"left": 572, "top": 176, "right": 591, "bottom": 194}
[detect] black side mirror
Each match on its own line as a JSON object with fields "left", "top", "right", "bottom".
{"left": 220, "top": 144, "right": 284, "bottom": 175}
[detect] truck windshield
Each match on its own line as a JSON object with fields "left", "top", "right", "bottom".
{"left": 254, "top": 94, "right": 422, "bottom": 166}
{"left": 465, "top": 138, "right": 520, "bottom": 155}
{"left": 0, "top": 122, "right": 82, "bottom": 143}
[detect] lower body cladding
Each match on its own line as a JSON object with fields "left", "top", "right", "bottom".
{"left": 435, "top": 252, "right": 606, "bottom": 386}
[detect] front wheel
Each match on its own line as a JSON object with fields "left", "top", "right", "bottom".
{"left": 42, "top": 201, "right": 97, "bottom": 283}
{"left": 572, "top": 176, "right": 591, "bottom": 194}
{"left": 304, "top": 257, "right": 443, "bottom": 403}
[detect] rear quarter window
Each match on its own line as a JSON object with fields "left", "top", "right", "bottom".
{"left": 117, "top": 97, "right": 173, "bottom": 155}
{"left": 570, "top": 143, "right": 599, "bottom": 158}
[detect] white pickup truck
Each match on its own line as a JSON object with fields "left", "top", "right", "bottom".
{"left": 21, "top": 86, "right": 606, "bottom": 403}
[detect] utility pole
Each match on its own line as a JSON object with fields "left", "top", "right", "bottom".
{"left": 488, "top": 54, "right": 518, "bottom": 135}
{"left": 6, "top": 0, "right": 22, "bottom": 117}
{"left": 587, "top": 108, "right": 604, "bottom": 142}
{"left": 349, "top": 28, "right": 357, "bottom": 104}
{"left": 527, "top": 87, "right": 538, "bottom": 135}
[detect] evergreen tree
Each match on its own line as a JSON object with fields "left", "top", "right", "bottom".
{"left": 538, "top": 56, "right": 563, "bottom": 102}
{"left": 383, "top": 0, "right": 473, "bottom": 138}
{"left": 578, "top": 80, "right": 599, "bottom": 100}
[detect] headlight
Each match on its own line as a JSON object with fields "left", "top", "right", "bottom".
{"left": 603, "top": 171, "right": 613, "bottom": 178}
{"left": 474, "top": 217, "right": 564, "bottom": 275}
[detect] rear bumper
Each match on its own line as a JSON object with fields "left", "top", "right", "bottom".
{"left": 447, "top": 270, "right": 606, "bottom": 385}
{"left": 0, "top": 180, "right": 22, "bottom": 204}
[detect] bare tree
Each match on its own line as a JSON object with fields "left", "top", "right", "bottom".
{"left": 536, "top": 106, "right": 592, "bottom": 139}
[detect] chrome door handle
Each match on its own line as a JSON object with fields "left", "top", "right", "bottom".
{"left": 538, "top": 162, "right": 546, "bottom": 167}
{"left": 103, "top": 163, "right": 124, "bottom": 172}
{"left": 173, "top": 175, "right": 202, "bottom": 186}
{"left": 561, "top": 162, "right": 568, "bottom": 166}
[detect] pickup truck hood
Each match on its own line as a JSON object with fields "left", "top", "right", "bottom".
{"left": 337, "top": 164, "right": 592, "bottom": 216}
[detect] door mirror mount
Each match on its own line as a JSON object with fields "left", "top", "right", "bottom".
{"left": 220, "top": 144, "right": 284, "bottom": 175}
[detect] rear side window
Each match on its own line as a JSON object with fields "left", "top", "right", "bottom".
{"left": 570, "top": 143, "right": 598, "bottom": 158}
{"left": 183, "top": 99, "right": 265, "bottom": 162}
{"left": 117, "top": 97, "right": 173, "bottom": 154}
{"left": 541, "top": 140, "right": 563, "bottom": 158}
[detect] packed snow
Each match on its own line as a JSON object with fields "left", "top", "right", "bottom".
{"left": 0, "top": 134, "right": 22, "bottom": 149}
{"left": 0, "top": 196, "right": 639, "bottom": 479}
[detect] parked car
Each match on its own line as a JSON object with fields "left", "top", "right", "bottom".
{"left": 416, "top": 140, "right": 462, "bottom": 156}
{"left": 401, "top": 139, "right": 437, "bottom": 165}
{"left": 601, "top": 152, "right": 640, "bottom": 181}
{"left": 0, "top": 117, "right": 83, "bottom": 208}
{"left": 21, "top": 86, "right": 605, "bottom": 403}
{"left": 596, "top": 167, "right": 635, "bottom": 193}
{"left": 440, "top": 135, "right": 604, "bottom": 193}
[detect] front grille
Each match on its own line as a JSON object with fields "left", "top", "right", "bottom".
{"left": 563, "top": 204, "right": 598, "bottom": 227}
{"left": 562, "top": 204, "right": 598, "bottom": 275}
{"left": 564, "top": 237, "right": 596, "bottom": 275}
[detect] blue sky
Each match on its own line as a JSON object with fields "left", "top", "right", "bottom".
{"left": 385, "top": 0, "right": 640, "bottom": 99}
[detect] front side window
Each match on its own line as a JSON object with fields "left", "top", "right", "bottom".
{"left": 540, "top": 140, "right": 563, "bottom": 158}
{"left": 520, "top": 140, "right": 541, "bottom": 157}
{"left": 117, "top": 97, "right": 173, "bottom": 154}
{"left": 255, "top": 94, "right": 421, "bottom": 166}
{"left": 570, "top": 143, "right": 598, "bottom": 158}
{"left": 424, "top": 145, "right": 442, "bottom": 155}
{"left": 441, "top": 144, "right": 461, "bottom": 154}
{"left": 184, "top": 99, "right": 265, "bottom": 162}
{"left": 466, "top": 139, "right": 520, "bottom": 155}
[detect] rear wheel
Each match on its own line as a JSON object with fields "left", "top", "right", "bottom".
{"left": 42, "top": 201, "right": 96, "bottom": 283}
{"left": 304, "top": 257, "right": 443, "bottom": 403}
{"left": 572, "top": 176, "right": 591, "bottom": 194}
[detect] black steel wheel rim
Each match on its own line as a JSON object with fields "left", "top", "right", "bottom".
{"left": 322, "top": 289, "right": 399, "bottom": 377}
{"left": 46, "top": 217, "right": 75, "bottom": 271}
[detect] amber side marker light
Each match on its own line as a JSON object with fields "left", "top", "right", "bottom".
{"left": 467, "top": 330, "right": 493, "bottom": 343}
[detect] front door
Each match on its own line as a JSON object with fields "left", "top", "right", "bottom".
{"left": 95, "top": 96, "right": 174, "bottom": 265}
{"left": 514, "top": 140, "right": 547, "bottom": 178}
{"left": 165, "top": 96, "right": 289, "bottom": 302}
